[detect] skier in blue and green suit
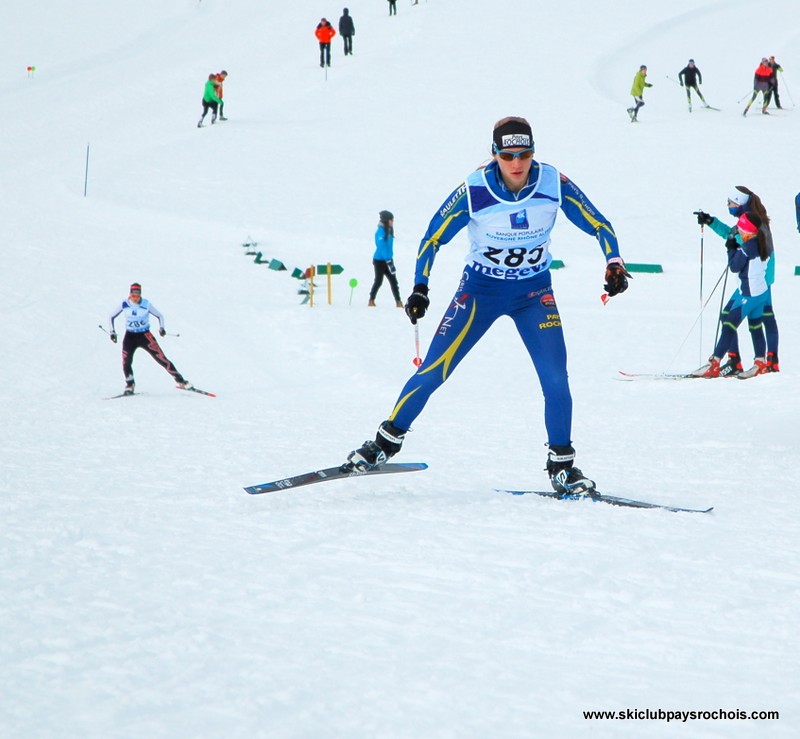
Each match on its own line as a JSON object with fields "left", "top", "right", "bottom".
{"left": 344, "top": 117, "right": 630, "bottom": 495}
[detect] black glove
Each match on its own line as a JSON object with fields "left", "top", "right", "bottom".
{"left": 604, "top": 260, "right": 631, "bottom": 297}
{"left": 725, "top": 234, "right": 739, "bottom": 251}
{"left": 110, "top": 332, "right": 117, "bottom": 344}
{"left": 159, "top": 328, "right": 166, "bottom": 337}
{"left": 694, "top": 211, "right": 714, "bottom": 226}
{"left": 404, "top": 283, "right": 430, "bottom": 324}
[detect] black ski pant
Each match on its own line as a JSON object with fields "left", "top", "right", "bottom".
{"left": 319, "top": 43, "right": 331, "bottom": 67}
{"left": 770, "top": 83, "right": 781, "bottom": 108}
{"left": 342, "top": 35, "right": 353, "bottom": 55}
{"left": 200, "top": 99, "right": 218, "bottom": 122}
{"left": 685, "top": 84, "right": 706, "bottom": 104}
{"left": 370, "top": 259, "right": 401, "bottom": 302}
{"left": 122, "top": 331, "right": 185, "bottom": 385}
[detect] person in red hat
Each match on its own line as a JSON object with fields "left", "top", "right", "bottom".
{"left": 690, "top": 212, "right": 772, "bottom": 378}
{"left": 107, "top": 283, "right": 190, "bottom": 395}
{"left": 315, "top": 18, "right": 336, "bottom": 68}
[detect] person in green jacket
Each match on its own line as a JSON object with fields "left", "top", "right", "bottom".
{"left": 627, "top": 65, "right": 653, "bottom": 122}
{"left": 197, "top": 73, "right": 222, "bottom": 128}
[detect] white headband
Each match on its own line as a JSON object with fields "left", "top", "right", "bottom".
{"left": 729, "top": 190, "right": 750, "bottom": 206}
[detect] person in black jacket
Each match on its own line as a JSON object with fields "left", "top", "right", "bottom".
{"left": 678, "top": 59, "right": 709, "bottom": 112}
{"left": 767, "top": 56, "right": 783, "bottom": 109}
{"left": 339, "top": 8, "right": 355, "bottom": 56}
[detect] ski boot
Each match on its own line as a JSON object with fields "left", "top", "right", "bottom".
{"left": 546, "top": 444, "right": 596, "bottom": 497}
{"left": 124, "top": 379, "right": 135, "bottom": 396}
{"left": 719, "top": 352, "right": 743, "bottom": 378}
{"left": 175, "top": 375, "right": 193, "bottom": 390}
{"left": 766, "top": 352, "right": 780, "bottom": 373}
{"left": 690, "top": 356, "right": 721, "bottom": 378}
{"left": 344, "top": 421, "right": 406, "bottom": 472}
{"left": 738, "top": 357, "right": 769, "bottom": 379}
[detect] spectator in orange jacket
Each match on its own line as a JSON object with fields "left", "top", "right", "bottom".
{"left": 214, "top": 71, "right": 228, "bottom": 121}
{"left": 315, "top": 18, "right": 336, "bottom": 68}
{"left": 743, "top": 59, "right": 773, "bottom": 116}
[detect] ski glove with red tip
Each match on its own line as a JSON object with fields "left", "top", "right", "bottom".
{"left": 604, "top": 258, "right": 631, "bottom": 297}
{"left": 405, "top": 284, "right": 430, "bottom": 324}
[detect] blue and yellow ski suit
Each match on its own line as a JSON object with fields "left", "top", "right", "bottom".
{"left": 387, "top": 159, "right": 621, "bottom": 447}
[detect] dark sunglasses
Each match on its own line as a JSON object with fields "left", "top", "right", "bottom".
{"left": 493, "top": 145, "right": 534, "bottom": 161}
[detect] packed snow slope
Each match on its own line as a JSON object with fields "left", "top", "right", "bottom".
{"left": 2, "top": 0, "right": 799, "bottom": 736}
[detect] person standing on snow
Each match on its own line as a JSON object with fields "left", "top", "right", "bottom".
{"left": 767, "top": 56, "right": 783, "bottom": 109}
{"left": 795, "top": 192, "right": 800, "bottom": 233}
{"left": 214, "top": 70, "right": 229, "bottom": 121}
{"left": 388, "top": 0, "right": 397, "bottom": 15}
{"left": 695, "top": 189, "right": 780, "bottom": 376}
{"left": 339, "top": 8, "right": 355, "bottom": 56}
{"left": 108, "top": 283, "right": 190, "bottom": 395}
{"left": 343, "top": 116, "right": 630, "bottom": 497}
{"left": 315, "top": 18, "right": 336, "bottom": 68}
{"left": 197, "top": 73, "right": 222, "bottom": 128}
{"left": 678, "top": 59, "right": 709, "bottom": 112}
{"left": 368, "top": 210, "right": 403, "bottom": 308}
{"left": 627, "top": 65, "right": 653, "bottom": 122}
{"left": 743, "top": 58, "right": 773, "bottom": 116}
{"left": 690, "top": 213, "right": 772, "bottom": 379}
{"left": 721, "top": 187, "right": 779, "bottom": 374}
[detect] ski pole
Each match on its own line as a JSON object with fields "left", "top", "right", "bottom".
{"left": 667, "top": 264, "right": 728, "bottom": 368}
{"left": 712, "top": 267, "right": 729, "bottom": 350}
{"left": 665, "top": 75, "right": 682, "bottom": 86}
{"left": 699, "top": 225, "right": 704, "bottom": 364}
{"left": 84, "top": 143, "right": 90, "bottom": 197}
{"left": 97, "top": 324, "right": 109, "bottom": 335}
{"left": 412, "top": 323, "right": 422, "bottom": 367}
{"left": 780, "top": 72, "right": 795, "bottom": 107}
{"left": 737, "top": 90, "right": 753, "bottom": 104}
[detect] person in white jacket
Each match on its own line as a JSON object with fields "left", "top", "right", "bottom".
{"left": 108, "top": 282, "right": 188, "bottom": 395}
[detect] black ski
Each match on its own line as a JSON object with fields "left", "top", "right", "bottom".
{"left": 105, "top": 391, "right": 140, "bottom": 400}
{"left": 497, "top": 488, "right": 713, "bottom": 514}
{"left": 244, "top": 462, "right": 428, "bottom": 495}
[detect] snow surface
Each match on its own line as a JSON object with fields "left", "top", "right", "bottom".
{"left": 2, "top": 0, "right": 799, "bottom": 736}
